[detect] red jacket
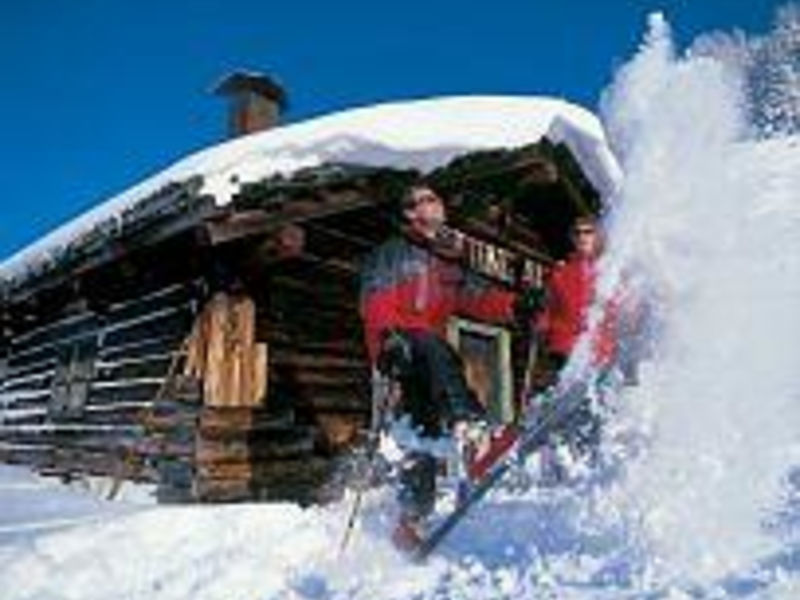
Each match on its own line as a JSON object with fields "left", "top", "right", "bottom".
{"left": 360, "top": 235, "right": 516, "bottom": 362}
{"left": 537, "top": 253, "right": 617, "bottom": 366}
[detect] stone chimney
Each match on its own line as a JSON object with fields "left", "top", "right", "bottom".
{"left": 214, "top": 71, "right": 287, "bottom": 137}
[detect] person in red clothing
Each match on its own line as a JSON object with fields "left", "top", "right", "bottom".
{"left": 360, "top": 186, "right": 516, "bottom": 366}
{"left": 535, "top": 215, "right": 619, "bottom": 464}
{"left": 537, "top": 215, "right": 616, "bottom": 371}
{"left": 359, "top": 184, "right": 517, "bottom": 549}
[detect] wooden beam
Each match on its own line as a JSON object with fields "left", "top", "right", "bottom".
{"left": 519, "top": 157, "right": 559, "bottom": 185}
{"left": 3, "top": 192, "right": 216, "bottom": 307}
{"left": 203, "top": 190, "right": 383, "bottom": 246}
{"left": 185, "top": 293, "right": 267, "bottom": 408}
{"left": 558, "top": 170, "right": 593, "bottom": 217}
{"left": 270, "top": 351, "right": 366, "bottom": 371}
{"left": 204, "top": 210, "right": 277, "bottom": 246}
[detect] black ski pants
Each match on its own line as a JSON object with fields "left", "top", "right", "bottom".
{"left": 378, "top": 328, "right": 484, "bottom": 520}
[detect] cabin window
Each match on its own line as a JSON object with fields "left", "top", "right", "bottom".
{"left": 446, "top": 317, "right": 513, "bottom": 423}
{"left": 49, "top": 337, "right": 97, "bottom": 419}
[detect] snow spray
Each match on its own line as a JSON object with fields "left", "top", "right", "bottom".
{"left": 585, "top": 10, "right": 800, "bottom": 592}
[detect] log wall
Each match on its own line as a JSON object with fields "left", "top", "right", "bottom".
{"left": 0, "top": 278, "right": 202, "bottom": 485}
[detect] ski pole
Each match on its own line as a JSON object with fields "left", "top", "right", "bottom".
{"left": 339, "top": 484, "right": 365, "bottom": 554}
{"left": 339, "top": 371, "right": 389, "bottom": 554}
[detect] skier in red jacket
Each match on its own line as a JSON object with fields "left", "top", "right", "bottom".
{"left": 360, "top": 185, "right": 517, "bottom": 549}
{"left": 535, "top": 215, "right": 620, "bottom": 464}
{"left": 537, "top": 215, "right": 617, "bottom": 371}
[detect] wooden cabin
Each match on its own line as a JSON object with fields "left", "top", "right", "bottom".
{"left": 0, "top": 109, "right": 606, "bottom": 504}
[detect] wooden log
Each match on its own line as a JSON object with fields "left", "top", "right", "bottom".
{"left": 10, "top": 319, "right": 99, "bottom": 365}
{"left": 0, "top": 431, "right": 161, "bottom": 484}
{"left": 0, "top": 443, "right": 51, "bottom": 466}
{"left": 249, "top": 457, "right": 334, "bottom": 504}
{"left": 304, "top": 221, "right": 374, "bottom": 251}
{"left": 183, "top": 309, "right": 208, "bottom": 383}
{"left": 141, "top": 410, "right": 197, "bottom": 432}
{"left": 106, "top": 280, "right": 201, "bottom": 324}
{"left": 88, "top": 378, "right": 164, "bottom": 404}
{"left": 263, "top": 316, "right": 362, "bottom": 346}
{"left": 253, "top": 343, "right": 268, "bottom": 408}
{"left": 264, "top": 321, "right": 363, "bottom": 349}
{"left": 291, "top": 394, "right": 369, "bottom": 413}
{"left": 0, "top": 435, "right": 147, "bottom": 463}
{"left": 38, "top": 447, "right": 127, "bottom": 479}
{"left": 195, "top": 460, "right": 253, "bottom": 481}
{"left": 102, "top": 304, "right": 193, "bottom": 348}
{"left": 248, "top": 224, "right": 306, "bottom": 262}
{"left": 0, "top": 407, "right": 48, "bottom": 425}
{"left": 160, "top": 374, "right": 202, "bottom": 402}
{"left": 230, "top": 296, "right": 254, "bottom": 407}
{"left": 1, "top": 367, "right": 54, "bottom": 393}
{"left": 99, "top": 333, "right": 186, "bottom": 363}
{"left": 203, "top": 294, "right": 230, "bottom": 407}
{"left": 96, "top": 353, "right": 173, "bottom": 381}
{"left": 196, "top": 435, "right": 314, "bottom": 463}
{"left": 557, "top": 168, "right": 593, "bottom": 216}
{"left": 266, "top": 336, "right": 364, "bottom": 357}
{"left": 1, "top": 401, "right": 154, "bottom": 427}
{"left": 185, "top": 293, "right": 267, "bottom": 408}
{"left": 150, "top": 395, "right": 201, "bottom": 418}
{"left": 0, "top": 422, "right": 143, "bottom": 437}
{"left": 268, "top": 274, "right": 358, "bottom": 309}
{"left": 193, "top": 477, "right": 251, "bottom": 502}
{"left": 3, "top": 356, "right": 58, "bottom": 382}
{"left": 11, "top": 311, "right": 97, "bottom": 352}
{"left": 132, "top": 438, "right": 194, "bottom": 459}
{"left": 204, "top": 210, "right": 277, "bottom": 246}
{"left": 7, "top": 343, "right": 59, "bottom": 371}
{"left": 270, "top": 351, "right": 366, "bottom": 371}
{"left": 197, "top": 407, "right": 294, "bottom": 437}
{"left": 206, "top": 187, "right": 379, "bottom": 246}
{"left": 271, "top": 369, "right": 367, "bottom": 389}
{"left": 314, "top": 413, "right": 364, "bottom": 450}
{"left": 0, "top": 388, "right": 50, "bottom": 405}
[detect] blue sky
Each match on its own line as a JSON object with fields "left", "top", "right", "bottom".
{"left": 0, "top": 0, "right": 783, "bottom": 261}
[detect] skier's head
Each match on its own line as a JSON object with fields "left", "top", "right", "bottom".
{"left": 570, "top": 215, "right": 603, "bottom": 258}
{"left": 401, "top": 185, "right": 446, "bottom": 239}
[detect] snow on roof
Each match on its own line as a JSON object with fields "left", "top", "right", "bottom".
{"left": 0, "top": 95, "right": 622, "bottom": 281}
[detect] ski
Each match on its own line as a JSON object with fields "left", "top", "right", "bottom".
{"left": 412, "top": 380, "right": 589, "bottom": 561}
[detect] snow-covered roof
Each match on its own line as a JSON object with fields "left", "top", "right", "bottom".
{"left": 0, "top": 95, "right": 622, "bottom": 281}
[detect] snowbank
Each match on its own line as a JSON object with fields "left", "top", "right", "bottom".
{"left": 0, "top": 95, "right": 620, "bottom": 281}
{"left": 0, "top": 463, "right": 634, "bottom": 600}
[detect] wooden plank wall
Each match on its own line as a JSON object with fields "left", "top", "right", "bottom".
{"left": 258, "top": 211, "right": 380, "bottom": 458}
{"left": 0, "top": 265, "right": 368, "bottom": 504}
{"left": 0, "top": 279, "right": 202, "bottom": 487}
{"left": 174, "top": 291, "right": 324, "bottom": 503}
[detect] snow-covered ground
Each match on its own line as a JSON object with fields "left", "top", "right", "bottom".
{"left": 2, "top": 11, "right": 800, "bottom": 600}
{"left": 0, "top": 456, "right": 664, "bottom": 600}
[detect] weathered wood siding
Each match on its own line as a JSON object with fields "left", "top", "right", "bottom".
{"left": 0, "top": 278, "right": 202, "bottom": 483}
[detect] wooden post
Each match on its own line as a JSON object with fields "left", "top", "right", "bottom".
{"left": 184, "top": 292, "right": 268, "bottom": 407}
